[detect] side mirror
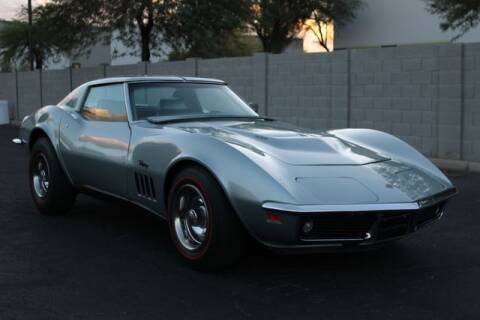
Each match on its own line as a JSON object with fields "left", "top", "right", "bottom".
{"left": 248, "top": 102, "right": 259, "bottom": 113}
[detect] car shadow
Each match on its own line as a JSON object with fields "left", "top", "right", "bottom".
{"left": 66, "top": 194, "right": 422, "bottom": 278}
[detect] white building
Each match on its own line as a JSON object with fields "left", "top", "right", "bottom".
{"left": 334, "top": 0, "right": 480, "bottom": 49}
{"left": 44, "top": 31, "right": 170, "bottom": 70}
{"left": 9, "top": 0, "right": 480, "bottom": 70}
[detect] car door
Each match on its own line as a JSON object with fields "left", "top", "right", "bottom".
{"left": 59, "top": 83, "right": 131, "bottom": 197}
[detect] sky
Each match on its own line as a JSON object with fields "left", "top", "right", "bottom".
{"left": 0, "top": 0, "right": 46, "bottom": 20}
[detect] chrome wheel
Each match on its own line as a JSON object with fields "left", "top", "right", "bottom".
{"left": 32, "top": 154, "right": 50, "bottom": 198}
{"left": 172, "top": 184, "right": 209, "bottom": 252}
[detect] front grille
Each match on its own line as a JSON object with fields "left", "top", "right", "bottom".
{"left": 376, "top": 211, "right": 411, "bottom": 240}
{"left": 299, "top": 203, "right": 444, "bottom": 242}
{"left": 300, "top": 213, "right": 377, "bottom": 240}
{"left": 414, "top": 205, "right": 441, "bottom": 226}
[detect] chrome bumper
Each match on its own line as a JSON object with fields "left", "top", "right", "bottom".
{"left": 258, "top": 188, "right": 457, "bottom": 248}
{"left": 261, "top": 188, "right": 457, "bottom": 214}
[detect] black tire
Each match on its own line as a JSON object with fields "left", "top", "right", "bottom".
{"left": 29, "top": 137, "right": 76, "bottom": 216}
{"left": 167, "top": 166, "right": 246, "bottom": 270}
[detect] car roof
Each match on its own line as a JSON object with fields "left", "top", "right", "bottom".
{"left": 83, "top": 76, "right": 226, "bottom": 87}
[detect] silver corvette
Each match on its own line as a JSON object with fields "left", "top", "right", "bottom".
{"left": 15, "top": 76, "right": 456, "bottom": 269}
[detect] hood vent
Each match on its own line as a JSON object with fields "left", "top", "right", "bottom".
{"left": 134, "top": 172, "right": 157, "bottom": 202}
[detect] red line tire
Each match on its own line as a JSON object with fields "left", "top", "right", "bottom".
{"left": 167, "top": 166, "right": 246, "bottom": 270}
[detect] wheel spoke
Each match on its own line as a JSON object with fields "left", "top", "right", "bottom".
{"left": 178, "top": 195, "right": 186, "bottom": 211}
{"left": 172, "top": 184, "right": 209, "bottom": 252}
{"left": 32, "top": 154, "right": 50, "bottom": 199}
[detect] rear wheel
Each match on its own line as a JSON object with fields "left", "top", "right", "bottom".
{"left": 29, "top": 137, "right": 76, "bottom": 215}
{"left": 167, "top": 166, "right": 246, "bottom": 270}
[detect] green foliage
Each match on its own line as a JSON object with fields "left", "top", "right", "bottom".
{"left": 0, "top": 3, "right": 102, "bottom": 70}
{"left": 308, "top": 0, "right": 362, "bottom": 51}
{"left": 168, "top": 33, "right": 260, "bottom": 60}
{"left": 1, "top": 7, "right": 60, "bottom": 69}
{"left": 248, "top": 0, "right": 312, "bottom": 54}
{"left": 0, "top": 20, "right": 30, "bottom": 70}
{"left": 164, "top": 0, "right": 252, "bottom": 59}
{"left": 0, "top": 0, "right": 363, "bottom": 69}
{"left": 46, "top": 0, "right": 171, "bottom": 62}
{"left": 248, "top": 0, "right": 362, "bottom": 53}
{"left": 426, "top": 0, "right": 480, "bottom": 38}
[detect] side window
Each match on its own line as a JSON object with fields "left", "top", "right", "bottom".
{"left": 81, "top": 84, "right": 127, "bottom": 122}
{"left": 59, "top": 89, "right": 80, "bottom": 108}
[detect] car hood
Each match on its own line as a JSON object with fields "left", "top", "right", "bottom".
{"left": 173, "top": 120, "right": 389, "bottom": 166}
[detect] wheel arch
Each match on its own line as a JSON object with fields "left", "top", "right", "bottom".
{"left": 28, "top": 126, "right": 74, "bottom": 186}
{"left": 163, "top": 158, "right": 228, "bottom": 210}
{"left": 29, "top": 127, "right": 50, "bottom": 150}
{"left": 162, "top": 157, "right": 262, "bottom": 245}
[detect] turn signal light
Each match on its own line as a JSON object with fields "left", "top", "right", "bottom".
{"left": 266, "top": 212, "right": 282, "bottom": 224}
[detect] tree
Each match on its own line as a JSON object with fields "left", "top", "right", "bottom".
{"left": 248, "top": 0, "right": 312, "bottom": 53}
{"left": 426, "top": 0, "right": 480, "bottom": 38}
{"left": 164, "top": 0, "right": 252, "bottom": 59}
{"left": 48, "top": 0, "right": 171, "bottom": 62}
{"left": 0, "top": 5, "right": 86, "bottom": 70}
{"left": 307, "top": 0, "right": 362, "bottom": 52}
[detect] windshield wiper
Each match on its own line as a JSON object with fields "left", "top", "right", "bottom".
{"left": 147, "top": 115, "right": 275, "bottom": 124}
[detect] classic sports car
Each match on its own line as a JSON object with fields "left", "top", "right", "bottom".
{"left": 14, "top": 76, "right": 456, "bottom": 269}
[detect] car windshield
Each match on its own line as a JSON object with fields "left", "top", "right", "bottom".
{"left": 128, "top": 82, "right": 258, "bottom": 121}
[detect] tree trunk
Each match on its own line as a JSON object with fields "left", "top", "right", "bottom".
{"left": 259, "top": 35, "right": 270, "bottom": 53}
{"left": 136, "top": 11, "right": 154, "bottom": 62}
{"left": 33, "top": 49, "right": 43, "bottom": 69}
{"left": 319, "top": 41, "right": 330, "bottom": 52}
{"left": 141, "top": 31, "right": 151, "bottom": 62}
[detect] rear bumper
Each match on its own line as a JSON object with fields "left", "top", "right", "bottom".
{"left": 256, "top": 188, "right": 457, "bottom": 251}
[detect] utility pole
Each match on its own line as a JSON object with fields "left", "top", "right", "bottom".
{"left": 27, "top": 0, "right": 34, "bottom": 70}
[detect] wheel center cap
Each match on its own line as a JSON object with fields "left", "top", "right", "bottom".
{"left": 188, "top": 209, "right": 198, "bottom": 222}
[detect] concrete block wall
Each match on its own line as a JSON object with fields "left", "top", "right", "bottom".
{"left": 464, "top": 43, "right": 480, "bottom": 162}
{"left": 267, "top": 51, "right": 348, "bottom": 130}
{"left": 147, "top": 59, "right": 196, "bottom": 77}
{"left": 349, "top": 44, "right": 463, "bottom": 159}
{"left": 0, "top": 72, "right": 17, "bottom": 120}
{"left": 106, "top": 63, "right": 146, "bottom": 77}
{"left": 71, "top": 66, "right": 104, "bottom": 88}
{"left": 17, "top": 70, "right": 41, "bottom": 119}
{"left": 1, "top": 42, "right": 479, "bottom": 162}
{"left": 41, "top": 69, "right": 70, "bottom": 106}
{"left": 198, "top": 56, "right": 255, "bottom": 107}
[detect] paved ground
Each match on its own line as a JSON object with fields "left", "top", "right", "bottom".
{"left": 0, "top": 124, "right": 479, "bottom": 320}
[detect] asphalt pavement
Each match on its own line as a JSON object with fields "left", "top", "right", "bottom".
{"left": 0, "top": 124, "right": 479, "bottom": 320}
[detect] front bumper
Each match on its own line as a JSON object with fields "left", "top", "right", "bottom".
{"left": 256, "top": 188, "right": 457, "bottom": 251}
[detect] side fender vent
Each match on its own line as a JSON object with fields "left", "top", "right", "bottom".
{"left": 134, "top": 172, "right": 157, "bottom": 202}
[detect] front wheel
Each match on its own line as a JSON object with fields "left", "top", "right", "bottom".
{"left": 167, "top": 166, "right": 246, "bottom": 270}
{"left": 29, "top": 137, "right": 76, "bottom": 215}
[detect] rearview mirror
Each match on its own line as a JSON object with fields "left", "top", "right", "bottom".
{"left": 248, "top": 102, "right": 259, "bottom": 113}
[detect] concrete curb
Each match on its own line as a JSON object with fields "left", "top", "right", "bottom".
{"left": 430, "top": 158, "right": 480, "bottom": 173}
